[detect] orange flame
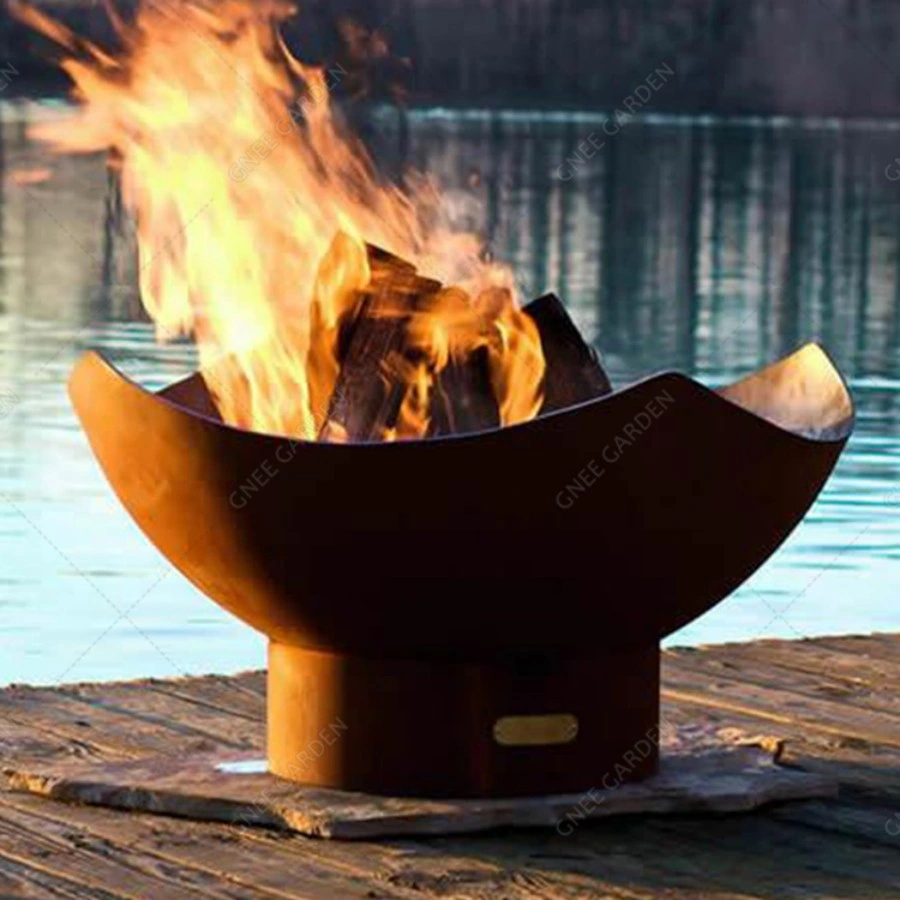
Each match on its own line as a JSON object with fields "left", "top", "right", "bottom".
{"left": 14, "top": 0, "right": 545, "bottom": 440}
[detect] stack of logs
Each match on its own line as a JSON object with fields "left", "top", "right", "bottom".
{"left": 318, "top": 243, "right": 612, "bottom": 441}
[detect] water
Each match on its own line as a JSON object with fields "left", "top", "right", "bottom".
{"left": 1, "top": 100, "right": 899, "bottom": 687}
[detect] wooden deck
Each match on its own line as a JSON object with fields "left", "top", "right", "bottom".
{"left": 1, "top": 633, "right": 898, "bottom": 898}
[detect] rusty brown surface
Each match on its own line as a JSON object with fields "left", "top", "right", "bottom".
{"left": 67, "top": 343, "right": 852, "bottom": 795}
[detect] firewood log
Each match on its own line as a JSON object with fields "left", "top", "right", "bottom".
{"left": 429, "top": 344, "right": 498, "bottom": 436}
{"left": 523, "top": 293, "right": 612, "bottom": 414}
{"left": 325, "top": 249, "right": 614, "bottom": 439}
{"left": 321, "top": 262, "right": 441, "bottom": 441}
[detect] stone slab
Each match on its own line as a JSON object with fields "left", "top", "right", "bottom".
{"left": 3, "top": 724, "right": 836, "bottom": 840}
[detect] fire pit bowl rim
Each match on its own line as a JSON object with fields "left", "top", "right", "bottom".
{"left": 82, "top": 340, "right": 853, "bottom": 447}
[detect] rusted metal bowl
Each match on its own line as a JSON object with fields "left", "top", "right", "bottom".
{"left": 69, "top": 343, "right": 853, "bottom": 797}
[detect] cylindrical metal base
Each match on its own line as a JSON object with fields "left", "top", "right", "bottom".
{"left": 267, "top": 642, "right": 660, "bottom": 798}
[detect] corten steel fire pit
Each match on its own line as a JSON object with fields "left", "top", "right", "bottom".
{"left": 69, "top": 343, "right": 853, "bottom": 798}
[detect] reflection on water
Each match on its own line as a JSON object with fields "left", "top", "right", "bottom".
{"left": 1, "top": 101, "right": 899, "bottom": 685}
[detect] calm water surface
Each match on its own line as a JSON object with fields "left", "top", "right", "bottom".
{"left": 1, "top": 101, "right": 899, "bottom": 686}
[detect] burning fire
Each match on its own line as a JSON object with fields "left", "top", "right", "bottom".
{"left": 14, "top": 0, "right": 545, "bottom": 440}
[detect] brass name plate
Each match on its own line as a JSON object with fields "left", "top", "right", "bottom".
{"left": 492, "top": 714, "right": 579, "bottom": 746}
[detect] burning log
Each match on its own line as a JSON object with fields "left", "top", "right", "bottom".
{"left": 429, "top": 344, "right": 499, "bottom": 436}
{"left": 306, "top": 233, "right": 372, "bottom": 434}
{"left": 320, "top": 259, "right": 441, "bottom": 442}
{"left": 523, "top": 293, "right": 612, "bottom": 414}
{"left": 323, "top": 246, "right": 504, "bottom": 440}
{"left": 323, "top": 249, "right": 610, "bottom": 440}
{"left": 366, "top": 243, "right": 417, "bottom": 276}
{"left": 425, "top": 287, "right": 500, "bottom": 437}
{"left": 325, "top": 245, "right": 414, "bottom": 370}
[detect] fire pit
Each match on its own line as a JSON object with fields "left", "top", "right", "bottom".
{"left": 69, "top": 341, "right": 852, "bottom": 798}
{"left": 19, "top": 0, "right": 852, "bottom": 800}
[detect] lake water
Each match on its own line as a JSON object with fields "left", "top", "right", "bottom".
{"left": 1, "top": 101, "right": 899, "bottom": 687}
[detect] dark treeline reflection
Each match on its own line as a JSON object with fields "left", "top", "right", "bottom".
{"left": 9, "top": 0, "right": 900, "bottom": 117}
{"left": 3, "top": 104, "right": 900, "bottom": 416}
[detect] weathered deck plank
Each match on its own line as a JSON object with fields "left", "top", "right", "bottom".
{"left": 709, "top": 637, "right": 900, "bottom": 689}
{"left": 661, "top": 664, "right": 900, "bottom": 749}
{"left": 665, "top": 644, "right": 900, "bottom": 718}
{"left": 1, "top": 633, "right": 898, "bottom": 898}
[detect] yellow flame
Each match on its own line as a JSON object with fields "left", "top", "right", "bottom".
{"left": 14, "top": 0, "right": 545, "bottom": 439}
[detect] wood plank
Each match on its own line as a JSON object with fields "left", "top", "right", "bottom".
{"left": 661, "top": 655, "right": 900, "bottom": 748}
{"left": 224, "top": 670, "right": 266, "bottom": 698}
{"left": 0, "top": 794, "right": 414, "bottom": 900}
{"left": 0, "top": 716, "right": 97, "bottom": 768}
{"left": 435, "top": 823, "right": 771, "bottom": 899}
{"left": 261, "top": 824, "right": 678, "bottom": 900}
{"left": 697, "top": 636, "right": 900, "bottom": 691}
{"left": 0, "top": 805, "right": 228, "bottom": 899}
{"left": 59, "top": 681, "right": 262, "bottom": 749}
{"left": 0, "top": 689, "right": 144, "bottom": 762}
{"left": 0, "top": 865, "right": 54, "bottom": 899}
{"left": 235, "top": 793, "right": 793, "bottom": 899}
{"left": 0, "top": 853, "right": 109, "bottom": 899}
{"left": 665, "top": 644, "right": 900, "bottom": 719}
{"left": 145, "top": 675, "right": 265, "bottom": 722}
{"left": 0, "top": 683, "right": 254, "bottom": 761}
{"left": 815, "top": 632, "right": 900, "bottom": 664}
{"left": 769, "top": 798, "right": 900, "bottom": 848}
{"left": 647, "top": 815, "right": 900, "bottom": 892}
